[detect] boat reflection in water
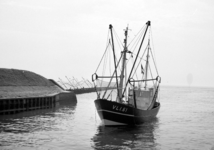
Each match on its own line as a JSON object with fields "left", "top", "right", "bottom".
{"left": 92, "top": 118, "right": 159, "bottom": 149}
{"left": 0, "top": 98, "right": 77, "bottom": 134}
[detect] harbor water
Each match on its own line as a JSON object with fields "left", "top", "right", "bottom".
{"left": 0, "top": 86, "right": 214, "bottom": 150}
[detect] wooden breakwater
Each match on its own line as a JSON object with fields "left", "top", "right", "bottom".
{"left": 0, "top": 68, "right": 76, "bottom": 115}
{"left": 0, "top": 95, "right": 58, "bottom": 115}
{"left": 71, "top": 87, "right": 116, "bottom": 94}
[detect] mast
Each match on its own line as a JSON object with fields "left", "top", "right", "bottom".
{"left": 122, "top": 21, "right": 151, "bottom": 96}
{"left": 118, "top": 26, "right": 129, "bottom": 102}
{"left": 144, "top": 40, "right": 150, "bottom": 88}
{"left": 109, "top": 24, "right": 120, "bottom": 99}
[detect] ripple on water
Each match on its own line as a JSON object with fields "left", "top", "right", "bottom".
{"left": 0, "top": 88, "right": 214, "bottom": 149}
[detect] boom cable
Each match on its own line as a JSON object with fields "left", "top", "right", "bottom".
{"left": 95, "top": 40, "right": 111, "bottom": 73}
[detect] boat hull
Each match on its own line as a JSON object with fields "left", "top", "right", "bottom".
{"left": 94, "top": 99, "right": 160, "bottom": 126}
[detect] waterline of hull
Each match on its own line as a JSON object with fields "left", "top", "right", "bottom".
{"left": 101, "top": 119, "right": 127, "bottom": 126}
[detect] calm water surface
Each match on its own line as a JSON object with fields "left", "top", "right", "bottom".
{"left": 0, "top": 86, "right": 214, "bottom": 150}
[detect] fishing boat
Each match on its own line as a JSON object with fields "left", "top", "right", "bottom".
{"left": 92, "top": 21, "right": 161, "bottom": 126}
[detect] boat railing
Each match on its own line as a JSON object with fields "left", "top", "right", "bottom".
{"left": 128, "top": 76, "right": 161, "bottom": 84}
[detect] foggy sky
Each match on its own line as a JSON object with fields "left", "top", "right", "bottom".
{"left": 0, "top": 0, "right": 214, "bottom": 87}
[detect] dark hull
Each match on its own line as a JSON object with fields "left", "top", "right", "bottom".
{"left": 94, "top": 99, "right": 160, "bottom": 126}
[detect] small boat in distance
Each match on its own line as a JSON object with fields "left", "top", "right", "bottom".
{"left": 92, "top": 21, "right": 161, "bottom": 126}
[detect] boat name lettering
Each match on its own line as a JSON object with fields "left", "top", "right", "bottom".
{"left": 112, "top": 105, "right": 128, "bottom": 112}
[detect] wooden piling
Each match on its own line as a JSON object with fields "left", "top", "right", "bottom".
{"left": 0, "top": 94, "right": 59, "bottom": 115}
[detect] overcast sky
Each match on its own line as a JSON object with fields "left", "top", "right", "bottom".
{"left": 0, "top": 0, "right": 214, "bottom": 87}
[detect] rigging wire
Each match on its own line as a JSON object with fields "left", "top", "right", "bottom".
{"left": 127, "top": 24, "right": 147, "bottom": 48}
{"left": 148, "top": 62, "right": 155, "bottom": 86}
{"left": 113, "top": 28, "right": 123, "bottom": 51}
{"left": 101, "top": 45, "right": 109, "bottom": 89}
{"left": 106, "top": 82, "right": 117, "bottom": 100}
{"left": 113, "top": 28, "right": 124, "bottom": 73}
{"left": 122, "top": 23, "right": 151, "bottom": 97}
{"left": 95, "top": 27, "right": 122, "bottom": 97}
{"left": 96, "top": 26, "right": 126, "bottom": 99}
{"left": 105, "top": 29, "right": 110, "bottom": 46}
{"left": 150, "top": 47, "right": 159, "bottom": 75}
{"left": 95, "top": 40, "right": 111, "bottom": 73}
{"left": 122, "top": 25, "right": 147, "bottom": 82}
{"left": 127, "top": 27, "right": 146, "bottom": 64}
{"left": 132, "top": 44, "right": 148, "bottom": 78}
{"left": 131, "top": 57, "right": 139, "bottom": 81}
{"left": 109, "top": 42, "right": 112, "bottom": 77}
{"left": 150, "top": 29, "right": 157, "bottom": 63}
{"left": 149, "top": 29, "right": 159, "bottom": 75}
{"left": 101, "top": 54, "right": 123, "bottom": 99}
{"left": 129, "top": 28, "right": 146, "bottom": 59}
{"left": 125, "top": 25, "right": 148, "bottom": 82}
{"left": 98, "top": 41, "right": 111, "bottom": 95}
